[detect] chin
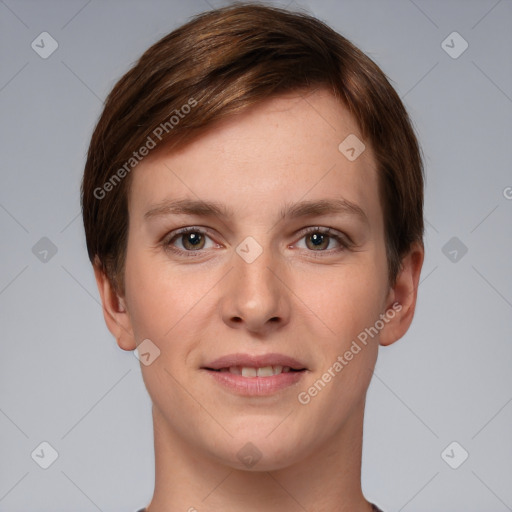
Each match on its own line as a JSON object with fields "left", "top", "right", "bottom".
{"left": 208, "top": 428, "right": 313, "bottom": 472}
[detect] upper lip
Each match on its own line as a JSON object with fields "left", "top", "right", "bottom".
{"left": 202, "top": 353, "right": 307, "bottom": 370}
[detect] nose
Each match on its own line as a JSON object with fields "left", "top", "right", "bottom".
{"left": 220, "top": 241, "right": 291, "bottom": 336}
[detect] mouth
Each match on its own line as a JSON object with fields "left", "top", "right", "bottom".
{"left": 205, "top": 365, "right": 305, "bottom": 377}
{"left": 201, "top": 353, "right": 307, "bottom": 396}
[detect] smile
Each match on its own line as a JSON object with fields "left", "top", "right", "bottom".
{"left": 203, "top": 368, "right": 306, "bottom": 396}
{"left": 201, "top": 353, "right": 307, "bottom": 396}
{"left": 212, "top": 365, "right": 301, "bottom": 377}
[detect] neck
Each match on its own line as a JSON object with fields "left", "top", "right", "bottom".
{"left": 145, "top": 401, "right": 374, "bottom": 512}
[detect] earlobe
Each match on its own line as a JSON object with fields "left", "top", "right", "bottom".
{"left": 93, "top": 261, "right": 136, "bottom": 351}
{"left": 380, "top": 242, "right": 424, "bottom": 347}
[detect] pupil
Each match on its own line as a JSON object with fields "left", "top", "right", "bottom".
{"left": 187, "top": 233, "right": 202, "bottom": 246}
{"left": 311, "top": 233, "right": 324, "bottom": 246}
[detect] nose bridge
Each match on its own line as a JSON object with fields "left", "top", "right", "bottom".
{"left": 234, "top": 236, "right": 278, "bottom": 303}
{"left": 222, "top": 235, "right": 289, "bottom": 331}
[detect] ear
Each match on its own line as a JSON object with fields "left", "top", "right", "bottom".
{"left": 380, "top": 242, "right": 424, "bottom": 346}
{"left": 93, "top": 259, "right": 136, "bottom": 351}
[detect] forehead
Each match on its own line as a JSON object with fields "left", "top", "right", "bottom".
{"left": 128, "top": 88, "right": 381, "bottom": 229}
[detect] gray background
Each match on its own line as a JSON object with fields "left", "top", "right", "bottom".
{"left": 1, "top": 0, "right": 511, "bottom": 511}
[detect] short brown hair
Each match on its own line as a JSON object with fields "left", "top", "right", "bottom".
{"left": 81, "top": 2, "right": 424, "bottom": 295}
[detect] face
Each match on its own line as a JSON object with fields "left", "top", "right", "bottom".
{"left": 104, "top": 88, "right": 409, "bottom": 470}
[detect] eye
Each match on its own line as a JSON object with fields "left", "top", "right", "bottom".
{"left": 162, "top": 226, "right": 351, "bottom": 258}
{"left": 295, "top": 227, "right": 350, "bottom": 253}
{"left": 163, "top": 227, "right": 218, "bottom": 255}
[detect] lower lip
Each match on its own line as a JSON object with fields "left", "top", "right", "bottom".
{"left": 203, "top": 369, "right": 305, "bottom": 396}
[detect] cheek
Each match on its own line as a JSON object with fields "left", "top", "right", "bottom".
{"left": 123, "top": 244, "right": 216, "bottom": 347}
{"left": 123, "top": 244, "right": 178, "bottom": 341}
{"left": 295, "top": 261, "right": 388, "bottom": 348}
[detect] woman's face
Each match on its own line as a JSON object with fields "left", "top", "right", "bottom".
{"left": 118, "top": 88, "right": 396, "bottom": 469}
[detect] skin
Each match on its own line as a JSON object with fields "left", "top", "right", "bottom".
{"left": 94, "top": 88, "right": 423, "bottom": 512}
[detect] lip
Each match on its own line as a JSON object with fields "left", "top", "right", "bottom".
{"left": 203, "top": 352, "right": 307, "bottom": 371}
{"left": 204, "top": 370, "right": 305, "bottom": 396}
{"left": 201, "top": 352, "right": 308, "bottom": 397}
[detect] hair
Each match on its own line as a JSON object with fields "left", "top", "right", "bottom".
{"left": 81, "top": 1, "right": 424, "bottom": 296}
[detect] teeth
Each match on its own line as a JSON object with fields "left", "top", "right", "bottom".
{"left": 256, "top": 366, "right": 274, "bottom": 377}
{"left": 224, "top": 365, "right": 292, "bottom": 377}
{"left": 241, "top": 367, "right": 257, "bottom": 378}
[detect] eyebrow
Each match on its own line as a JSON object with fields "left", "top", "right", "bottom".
{"left": 144, "top": 197, "right": 368, "bottom": 224}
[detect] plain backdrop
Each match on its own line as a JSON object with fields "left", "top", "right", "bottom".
{"left": 1, "top": 1, "right": 511, "bottom": 511}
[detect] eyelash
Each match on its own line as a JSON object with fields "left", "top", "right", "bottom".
{"left": 162, "top": 226, "right": 352, "bottom": 258}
